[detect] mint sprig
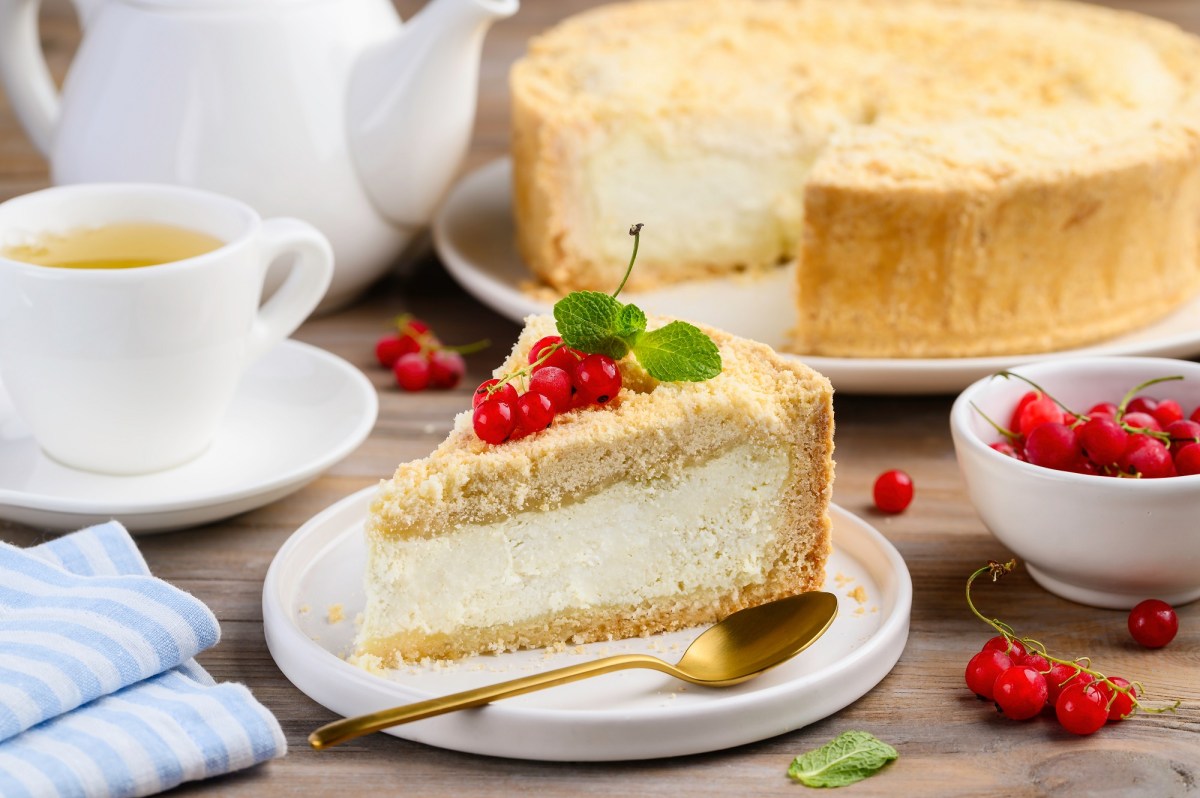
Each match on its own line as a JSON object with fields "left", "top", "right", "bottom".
{"left": 551, "top": 224, "right": 721, "bottom": 382}
{"left": 787, "top": 731, "right": 898, "bottom": 788}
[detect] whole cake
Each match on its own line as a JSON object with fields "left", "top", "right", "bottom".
{"left": 510, "top": 0, "right": 1200, "bottom": 357}
{"left": 353, "top": 315, "right": 834, "bottom": 665}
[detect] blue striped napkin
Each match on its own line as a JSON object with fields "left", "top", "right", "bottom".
{"left": 0, "top": 521, "right": 286, "bottom": 797}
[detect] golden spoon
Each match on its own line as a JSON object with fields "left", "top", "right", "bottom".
{"left": 309, "top": 590, "right": 838, "bottom": 750}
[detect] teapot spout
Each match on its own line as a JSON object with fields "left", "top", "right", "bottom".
{"left": 347, "top": 0, "right": 518, "bottom": 229}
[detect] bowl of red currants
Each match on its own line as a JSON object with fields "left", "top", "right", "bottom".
{"left": 950, "top": 356, "right": 1200, "bottom": 610}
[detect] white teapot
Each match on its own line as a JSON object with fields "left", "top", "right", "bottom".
{"left": 0, "top": 0, "right": 517, "bottom": 310}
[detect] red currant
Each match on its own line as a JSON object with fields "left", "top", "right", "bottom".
{"left": 1009, "top": 391, "right": 1041, "bottom": 431}
{"left": 472, "top": 398, "right": 516, "bottom": 445}
{"left": 1094, "top": 676, "right": 1136, "bottom": 721}
{"left": 1166, "top": 419, "right": 1200, "bottom": 456}
{"left": 573, "top": 354, "right": 622, "bottom": 404}
{"left": 393, "top": 352, "right": 430, "bottom": 392}
{"left": 965, "top": 649, "right": 1013, "bottom": 700}
{"left": 473, "top": 379, "right": 518, "bottom": 409}
{"left": 1023, "top": 422, "right": 1079, "bottom": 471}
{"left": 1122, "top": 411, "right": 1163, "bottom": 433}
{"left": 1191, "top": 405, "right": 1200, "bottom": 423}
{"left": 428, "top": 351, "right": 465, "bottom": 390}
{"left": 514, "top": 392, "right": 555, "bottom": 437}
{"left": 405, "top": 318, "right": 429, "bottom": 334}
{"left": 1079, "top": 416, "right": 1126, "bottom": 467}
{"left": 1176, "top": 442, "right": 1200, "bottom": 476}
{"left": 375, "top": 335, "right": 417, "bottom": 367}
{"left": 1044, "top": 663, "right": 1093, "bottom": 708}
{"left": 1056, "top": 682, "right": 1108, "bottom": 735}
{"left": 872, "top": 469, "right": 913, "bottom": 513}
{"left": 1017, "top": 651, "right": 1050, "bottom": 673}
{"left": 529, "top": 336, "right": 582, "bottom": 373}
{"left": 1018, "top": 397, "right": 1062, "bottom": 437}
{"left": 993, "top": 666, "right": 1048, "bottom": 720}
{"left": 1153, "top": 399, "right": 1184, "bottom": 427}
{"left": 1122, "top": 436, "right": 1176, "bottom": 478}
{"left": 528, "top": 366, "right": 573, "bottom": 413}
{"left": 982, "top": 635, "right": 1027, "bottom": 660}
{"left": 990, "top": 441, "right": 1024, "bottom": 460}
{"left": 1128, "top": 599, "right": 1179, "bottom": 648}
{"left": 1127, "top": 396, "right": 1158, "bottom": 415}
{"left": 1087, "top": 401, "right": 1119, "bottom": 418}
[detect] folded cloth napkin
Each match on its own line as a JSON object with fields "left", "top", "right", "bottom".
{"left": 0, "top": 521, "right": 286, "bottom": 797}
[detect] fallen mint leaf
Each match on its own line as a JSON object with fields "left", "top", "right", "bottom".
{"left": 787, "top": 731, "right": 898, "bottom": 788}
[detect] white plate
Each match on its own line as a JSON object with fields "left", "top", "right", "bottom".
{"left": 434, "top": 159, "right": 1200, "bottom": 395}
{"left": 0, "top": 340, "right": 377, "bottom": 533}
{"left": 263, "top": 488, "right": 912, "bottom": 761}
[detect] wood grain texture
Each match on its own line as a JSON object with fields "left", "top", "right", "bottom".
{"left": 2, "top": 1, "right": 1199, "bottom": 795}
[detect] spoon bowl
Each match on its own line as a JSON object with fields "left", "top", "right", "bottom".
{"left": 309, "top": 590, "right": 838, "bottom": 749}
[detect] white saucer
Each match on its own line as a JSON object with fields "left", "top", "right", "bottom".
{"left": 263, "top": 488, "right": 912, "bottom": 761}
{"left": 0, "top": 340, "right": 377, "bottom": 534}
{"left": 433, "top": 159, "right": 1200, "bottom": 395}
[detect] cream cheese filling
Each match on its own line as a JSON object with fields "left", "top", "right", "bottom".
{"left": 360, "top": 443, "right": 789, "bottom": 638}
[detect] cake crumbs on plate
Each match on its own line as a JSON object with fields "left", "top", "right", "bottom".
{"left": 847, "top": 585, "right": 868, "bottom": 604}
{"left": 297, "top": 604, "right": 311, "bottom": 615}
{"left": 326, "top": 603, "right": 345, "bottom": 624}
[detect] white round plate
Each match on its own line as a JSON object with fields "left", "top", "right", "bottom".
{"left": 434, "top": 159, "right": 1200, "bottom": 395}
{"left": 263, "top": 487, "right": 912, "bottom": 761}
{"left": 0, "top": 341, "right": 377, "bottom": 533}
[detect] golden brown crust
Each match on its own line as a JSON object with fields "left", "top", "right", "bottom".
{"left": 510, "top": 0, "right": 1200, "bottom": 356}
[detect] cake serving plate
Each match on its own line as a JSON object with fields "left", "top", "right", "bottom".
{"left": 263, "top": 487, "right": 912, "bottom": 761}
{"left": 0, "top": 341, "right": 377, "bottom": 533}
{"left": 433, "top": 159, "right": 1200, "bottom": 396}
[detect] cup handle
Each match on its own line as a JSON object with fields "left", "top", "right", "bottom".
{"left": 247, "top": 218, "right": 334, "bottom": 363}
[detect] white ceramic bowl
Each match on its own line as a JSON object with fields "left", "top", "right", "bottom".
{"left": 950, "top": 356, "right": 1200, "bottom": 609}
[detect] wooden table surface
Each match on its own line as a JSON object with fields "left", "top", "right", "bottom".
{"left": 3, "top": 1, "right": 1200, "bottom": 795}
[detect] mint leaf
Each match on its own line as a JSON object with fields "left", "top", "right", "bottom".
{"left": 787, "top": 731, "right": 898, "bottom": 788}
{"left": 553, "top": 291, "right": 630, "bottom": 359}
{"left": 615, "top": 303, "right": 647, "bottom": 342}
{"left": 632, "top": 321, "right": 721, "bottom": 381}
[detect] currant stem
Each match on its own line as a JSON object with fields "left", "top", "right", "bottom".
{"left": 486, "top": 341, "right": 580, "bottom": 396}
{"left": 993, "top": 371, "right": 1084, "bottom": 422}
{"left": 439, "top": 338, "right": 490, "bottom": 356}
{"left": 611, "top": 223, "right": 644, "bottom": 299}
{"left": 969, "top": 401, "right": 1020, "bottom": 441}
{"left": 965, "top": 559, "right": 1181, "bottom": 717}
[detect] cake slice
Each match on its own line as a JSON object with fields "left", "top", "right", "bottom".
{"left": 353, "top": 315, "right": 834, "bottom": 666}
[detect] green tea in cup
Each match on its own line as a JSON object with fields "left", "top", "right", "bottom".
{"left": 2, "top": 221, "right": 224, "bottom": 269}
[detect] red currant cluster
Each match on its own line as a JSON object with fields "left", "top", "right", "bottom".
{"left": 965, "top": 635, "right": 1141, "bottom": 734}
{"left": 471, "top": 335, "right": 622, "bottom": 445}
{"left": 984, "top": 374, "right": 1200, "bottom": 477}
{"left": 374, "top": 316, "right": 484, "bottom": 392}
{"left": 963, "top": 560, "right": 1179, "bottom": 736}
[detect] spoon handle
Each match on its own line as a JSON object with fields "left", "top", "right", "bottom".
{"left": 309, "top": 653, "right": 678, "bottom": 749}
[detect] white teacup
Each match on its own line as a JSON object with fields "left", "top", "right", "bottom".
{"left": 0, "top": 183, "right": 334, "bottom": 475}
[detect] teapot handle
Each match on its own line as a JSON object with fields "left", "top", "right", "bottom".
{"left": 0, "top": 0, "right": 61, "bottom": 157}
